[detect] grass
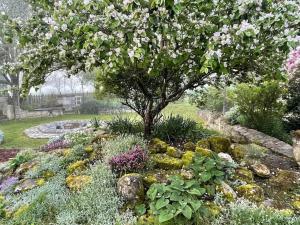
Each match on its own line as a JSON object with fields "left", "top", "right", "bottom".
{"left": 0, "top": 100, "right": 201, "bottom": 149}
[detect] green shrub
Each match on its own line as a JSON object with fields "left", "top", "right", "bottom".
{"left": 79, "top": 99, "right": 126, "bottom": 114}
{"left": 145, "top": 153, "right": 235, "bottom": 224}
{"left": 108, "top": 115, "right": 216, "bottom": 144}
{"left": 108, "top": 117, "right": 143, "bottom": 135}
{"left": 233, "top": 81, "right": 291, "bottom": 143}
{"left": 189, "top": 86, "right": 234, "bottom": 113}
{"left": 9, "top": 149, "right": 37, "bottom": 170}
{"left": 284, "top": 77, "right": 300, "bottom": 131}
{"left": 212, "top": 199, "right": 300, "bottom": 225}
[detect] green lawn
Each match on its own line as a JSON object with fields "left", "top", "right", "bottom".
{"left": 0, "top": 101, "right": 200, "bottom": 149}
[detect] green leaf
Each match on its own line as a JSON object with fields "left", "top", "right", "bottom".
{"left": 135, "top": 204, "right": 146, "bottom": 216}
{"left": 200, "top": 172, "right": 212, "bottom": 182}
{"left": 182, "top": 205, "right": 193, "bottom": 220}
{"left": 158, "top": 210, "right": 174, "bottom": 223}
{"left": 190, "top": 200, "right": 202, "bottom": 211}
{"left": 147, "top": 186, "right": 158, "bottom": 201}
{"left": 187, "top": 188, "right": 206, "bottom": 196}
{"left": 155, "top": 197, "right": 169, "bottom": 210}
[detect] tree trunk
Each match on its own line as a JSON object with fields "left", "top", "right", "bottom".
{"left": 143, "top": 111, "right": 154, "bottom": 139}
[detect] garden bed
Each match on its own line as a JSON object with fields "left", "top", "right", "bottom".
{"left": 0, "top": 149, "right": 20, "bottom": 163}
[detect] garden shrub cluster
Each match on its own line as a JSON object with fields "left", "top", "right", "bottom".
{"left": 108, "top": 115, "right": 216, "bottom": 144}
{"left": 79, "top": 99, "right": 127, "bottom": 114}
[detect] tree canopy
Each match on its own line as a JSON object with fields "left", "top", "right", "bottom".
{"left": 1, "top": 0, "right": 300, "bottom": 135}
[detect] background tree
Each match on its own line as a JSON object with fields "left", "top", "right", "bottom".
{"left": 0, "top": 0, "right": 29, "bottom": 119}
{"left": 1, "top": 0, "right": 300, "bottom": 136}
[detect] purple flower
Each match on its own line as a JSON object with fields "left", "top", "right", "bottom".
{"left": 109, "top": 145, "right": 148, "bottom": 174}
{"left": 0, "top": 176, "right": 19, "bottom": 193}
{"left": 41, "top": 140, "right": 70, "bottom": 152}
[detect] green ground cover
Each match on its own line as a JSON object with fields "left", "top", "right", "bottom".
{"left": 0, "top": 101, "right": 200, "bottom": 149}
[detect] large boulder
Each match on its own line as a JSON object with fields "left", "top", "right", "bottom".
{"left": 269, "top": 170, "right": 300, "bottom": 191}
{"left": 207, "top": 136, "right": 231, "bottom": 153}
{"left": 236, "top": 184, "right": 264, "bottom": 202}
{"left": 117, "top": 173, "right": 144, "bottom": 203}
{"left": 166, "top": 146, "right": 183, "bottom": 158}
{"left": 235, "top": 167, "right": 254, "bottom": 183}
{"left": 149, "top": 138, "right": 168, "bottom": 154}
{"left": 181, "top": 151, "right": 195, "bottom": 167}
{"left": 292, "top": 130, "right": 300, "bottom": 166}
{"left": 217, "top": 181, "right": 237, "bottom": 201}
{"left": 150, "top": 154, "right": 183, "bottom": 170}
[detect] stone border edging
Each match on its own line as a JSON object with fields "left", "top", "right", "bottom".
{"left": 198, "top": 110, "right": 294, "bottom": 159}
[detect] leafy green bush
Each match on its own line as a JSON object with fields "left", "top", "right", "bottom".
{"left": 189, "top": 86, "right": 234, "bottom": 113}
{"left": 79, "top": 99, "right": 126, "bottom": 114}
{"left": 146, "top": 153, "right": 235, "bottom": 224}
{"left": 284, "top": 78, "right": 300, "bottom": 131}
{"left": 9, "top": 149, "right": 37, "bottom": 170}
{"left": 233, "top": 81, "right": 291, "bottom": 143}
{"left": 213, "top": 199, "right": 300, "bottom": 225}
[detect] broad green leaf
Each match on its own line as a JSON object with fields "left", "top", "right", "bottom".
{"left": 187, "top": 188, "right": 206, "bottom": 196}
{"left": 158, "top": 210, "right": 174, "bottom": 223}
{"left": 182, "top": 205, "right": 193, "bottom": 220}
{"left": 155, "top": 197, "right": 169, "bottom": 210}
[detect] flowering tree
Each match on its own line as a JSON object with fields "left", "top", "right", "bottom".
{"left": 0, "top": 0, "right": 29, "bottom": 118}
{"left": 286, "top": 47, "right": 300, "bottom": 80}
{"left": 1, "top": 0, "right": 300, "bottom": 136}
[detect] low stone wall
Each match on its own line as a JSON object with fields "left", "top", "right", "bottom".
{"left": 6, "top": 106, "right": 63, "bottom": 120}
{"left": 198, "top": 110, "right": 294, "bottom": 159}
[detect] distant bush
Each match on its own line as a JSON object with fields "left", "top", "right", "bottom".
{"left": 232, "top": 81, "right": 291, "bottom": 143}
{"left": 189, "top": 86, "right": 234, "bottom": 113}
{"left": 79, "top": 99, "right": 127, "bottom": 114}
{"left": 79, "top": 100, "right": 99, "bottom": 114}
{"left": 284, "top": 78, "right": 300, "bottom": 131}
{"left": 108, "top": 117, "right": 143, "bottom": 135}
{"left": 9, "top": 149, "right": 37, "bottom": 170}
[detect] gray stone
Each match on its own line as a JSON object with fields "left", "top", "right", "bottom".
{"left": 218, "top": 152, "right": 235, "bottom": 164}
{"left": 292, "top": 130, "right": 300, "bottom": 166}
{"left": 14, "top": 179, "right": 36, "bottom": 193}
{"left": 117, "top": 173, "right": 144, "bottom": 203}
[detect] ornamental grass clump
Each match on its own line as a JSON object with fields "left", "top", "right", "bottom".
{"left": 109, "top": 145, "right": 148, "bottom": 174}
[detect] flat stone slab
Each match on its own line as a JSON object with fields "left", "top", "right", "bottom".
{"left": 24, "top": 120, "right": 102, "bottom": 139}
{"left": 198, "top": 110, "right": 294, "bottom": 159}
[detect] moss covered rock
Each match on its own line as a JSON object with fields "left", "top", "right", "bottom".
{"left": 183, "top": 142, "right": 196, "bottom": 151}
{"left": 236, "top": 184, "right": 264, "bottom": 202}
{"left": 14, "top": 179, "right": 36, "bottom": 193}
{"left": 231, "top": 144, "right": 246, "bottom": 160}
{"left": 142, "top": 170, "right": 181, "bottom": 187}
{"left": 166, "top": 146, "right": 183, "bottom": 158}
{"left": 235, "top": 167, "right": 254, "bottom": 183}
{"left": 195, "top": 147, "right": 213, "bottom": 157}
{"left": 269, "top": 170, "right": 300, "bottom": 191}
{"left": 149, "top": 138, "right": 168, "bottom": 154}
{"left": 250, "top": 163, "right": 270, "bottom": 178}
{"left": 151, "top": 154, "right": 183, "bottom": 170}
{"left": 181, "top": 151, "right": 195, "bottom": 167}
{"left": 117, "top": 173, "right": 144, "bottom": 204}
{"left": 217, "top": 181, "right": 237, "bottom": 202}
{"left": 196, "top": 139, "right": 210, "bottom": 149}
{"left": 291, "top": 199, "right": 300, "bottom": 211}
{"left": 208, "top": 136, "right": 231, "bottom": 153}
